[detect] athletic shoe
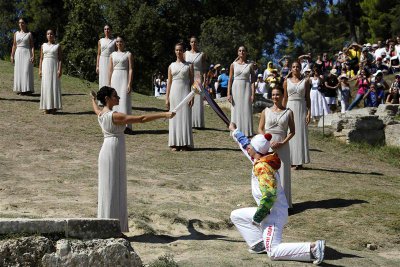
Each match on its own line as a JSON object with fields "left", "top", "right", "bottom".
{"left": 312, "top": 240, "right": 326, "bottom": 265}
{"left": 248, "top": 241, "right": 266, "bottom": 254}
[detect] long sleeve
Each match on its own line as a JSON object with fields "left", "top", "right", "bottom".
{"left": 231, "top": 129, "right": 252, "bottom": 162}
{"left": 252, "top": 161, "right": 278, "bottom": 223}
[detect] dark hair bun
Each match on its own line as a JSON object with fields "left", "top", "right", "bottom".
{"left": 97, "top": 86, "right": 115, "bottom": 105}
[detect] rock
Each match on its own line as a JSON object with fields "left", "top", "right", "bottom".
{"left": 42, "top": 238, "right": 142, "bottom": 267}
{"left": 350, "top": 116, "right": 384, "bottom": 130}
{"left": 385, "top": 124, "right": 400, "bottom": 147}
{"left": 346, "top": 107, "right": 377, "bottom": 116}
{"left": 253, "top": 94, "right": 273, "bottom": 113}
{"left": 347, "top": 129, "right": 385, "bottom": 145}
{"left": 0, "top": 236, "right": 55, "bottom": 267}
{"left": 367, "top": 243, "right": 378, "bottom": 250}
{"left": 317, "top": 113, "right": 342, "bottom": 128}
{"left": 376, "top": 104, "right": 399, "bottom": 116}
{"left": 0, "top": 218, "right": 121, "bottom": 239}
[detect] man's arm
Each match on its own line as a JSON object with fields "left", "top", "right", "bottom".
{"left": 229, "top": 124, "right": 252, "bottom": 162}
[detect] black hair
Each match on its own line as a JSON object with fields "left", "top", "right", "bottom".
{"left": 97, "top": 86, "right": 116, "bottom": 105}
{"left": 238, "top": 45, "right": 247, "bottom": 52}
{"left": 104, "top": 24, "right": 112, "bottom": 30}
{"left": 18, "top": 17, "right": 27, "bottom": 24}
{"left": 271, "top": 86, "right": 284, "bottom": 94}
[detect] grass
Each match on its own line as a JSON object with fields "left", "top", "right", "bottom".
{"left": 0, "top": 59, "right": 399, "bottom": 266}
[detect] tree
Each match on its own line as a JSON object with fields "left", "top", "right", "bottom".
{"left": 62, "top": 0, "right": 104, "bottom": 82}
{"left": 0, "top": 1, "right": 18, "bottom": 59}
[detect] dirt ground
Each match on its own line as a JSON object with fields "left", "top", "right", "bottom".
{"left": 0, "top": 60, "right": 399, "bottom": 266}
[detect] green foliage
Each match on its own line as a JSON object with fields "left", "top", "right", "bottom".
{"left": 360, "top": 0, "right": 400, "bottom": 42}
{"left": 0, "top": 1, "right": 17, "bottom": 59}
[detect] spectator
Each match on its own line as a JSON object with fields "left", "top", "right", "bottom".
{"left": 339, "top": 74, "right": 351, "bottom": 113}
{"left": 298, "top": 53, "right": 313, "bottom": 74}
{"left": 345, "top": 42, "right": 362, "bottom": 73}
{"left": 206, "top": 64, "right": 218, "bottom": 98}
{"left": 217, "top": 67, "right": 229, "bottom": 97}
{"left": 263, "top": 61, "right": 275, "bottom": 81}
{"left": 375, "top": 57, "right": 389, "bottom": 74}
{"left": 322, "top": 53, "right": 332, "bottom": 73}
{"left": 360, "top": 47, "right": 374, "bottom": 67}
{"left": 279, "top": 56, "right": 290, "bottom": 80}
{"left": 347, "top": 69, "right": 370, "bottom": 111}
{"left": 363, "top": 83, "right": 384, "bottom": 107}
{"left": 266, "top": 69, "right": 280, "bottom": 99}
{"left": 324, "top": 69, "right": 339, "bottom": 113}
{"left": 255, "top": 73, "right": 267, "bottom": 96}
{"left": 386, "top": 74, "right": 400, "bottom": 104}
{"left": 310, "top": 69, "right": 329, "bottom": 121}
{"left": 371, "top": 70, "right": 390, "bottom": 102}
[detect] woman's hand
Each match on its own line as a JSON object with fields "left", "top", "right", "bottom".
{"left": 270, "top": 141, "right": 283, "bottom": 150}
{"left": 90, "top": 90, "right": 97, "bottom": 101}
{"left": 165, "top": 112, "right": 175, "bottom": 119}
{"left": 306, "top": 111, "right": 311, "bottom": 125}
{"left": 10, "top": 57, "right": 14, "bottom": 64}
{"left": 228, "top": 95, "right": 232, "bottom": 103}
{"left": 189, "top": 97, "right": 194, "bottom": 108}
{"left": 39, "top": 70, "right": 42, "bottom": 78}
{"left": 30, "top": 57, "right": 34, "bottom": 63}
{"left": 127, "top": 85, "right": 131, "bottom": 94}
{"left": 228, "top": 122, "right": 237, "bottom": 131}
{"left": 57, "top": 70, "right": 62, "bottom": 78}
{"left": 96, "top": 66, "right": 99, "bottom": 74}
{"left": 251, "top": 94, "right": 254, "bottom": 103}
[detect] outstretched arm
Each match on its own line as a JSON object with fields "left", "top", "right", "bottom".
{"left": 229, "top": 123, "right": 252, "bottom": 162}
{"left": 112, "top": 112, "right": 175, "bottom": 125}
{"left": 90, "top": 92, "right": 102, "bottom": 115}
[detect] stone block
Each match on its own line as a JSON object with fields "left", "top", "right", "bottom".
{"left": 376, "top": 104, "right": 399, "bottom": 116}
{"left": 347, "top": 129, "right": 385, "bottom": 145}
{"left": 385, "top": 124, "right": 400, "bottom": 147}
{"left": 66, "top": 218, "right": 121, "bottom": 239}
{"left": 346, "top": 107, "right": 376, "bottom": 116}
{"left": 0, "top": 219, "right": 66, "bottom": 235}
{"left": 318, "top": 113, "right": 342, "bottom": 128}
{"left": 253, "top": 95, "right": 273, "bottom": 113}
{"left": 351, "top": 116, "right": 384, "bottom": 130}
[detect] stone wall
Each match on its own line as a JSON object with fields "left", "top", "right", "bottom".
{"left": 0, "top": 219, "right": 142, "bottom": 267}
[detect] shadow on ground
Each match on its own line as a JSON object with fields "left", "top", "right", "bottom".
{"left": 128, "top": 129, "right": 169, "bottom": 135}
{"left": 129, "top": 219, "right": 238, "bottom": 244}
{"left": 303, "top": 166, "right": 383, "bottom": 176}
{"left": 56, "top": 111, "right": 94, "bottom": 115}
{"left": 291, "top": 198, "right": 368, "bottom": 215}
{"left": 0, "top": 97, "right": 39, "bottom": 103}
{"left": 320, "top": 246, "right": 363, "bottom": 267}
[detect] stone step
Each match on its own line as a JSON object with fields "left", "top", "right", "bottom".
{"left": 0, "top": 218, "right": 121, "bottom": 239}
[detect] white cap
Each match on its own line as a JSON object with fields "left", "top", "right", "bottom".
{"left": 374, "top": 70, "right": 383, "bottom": 76}
{"left": 258, "top": 74, "right": 263, "bottom": 78}
{"left": 250, "top": 133, "right": 272, "bottom": 155}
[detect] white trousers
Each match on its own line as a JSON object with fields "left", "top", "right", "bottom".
{"left": 231, "top": 207, "right": 312, "bottom": 262}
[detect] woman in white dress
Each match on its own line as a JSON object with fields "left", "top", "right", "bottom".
{"left": 227, "top": 46, "right": 255, "bottom": 137}
{"left": 283, "top": 62, "right": 311, "bottom": 170}
{"left": 258, "top": 87, "right": 295, "bottom": 208}
{"left": 96, "top": 24, "right": 116, "bottom": 88}
{"left": 109, "top": 36, "right": 133, "bottom": 133}
{"left": 11, "top": 18, "right": 34, "bottom": 95}
{"left": 310, "top": 70, "right": 329, "bottom": 121}
{"left": 166, "top": 42, "right": 194, "bottom": 151}
{"left": 184, "top": 36, "right": 206, "bottom": 128}
{"left": 39, "top": 29, "right": 62, "bottom": 114}
{"left": 91, "top": 86, "right": 174, "bottom": 232}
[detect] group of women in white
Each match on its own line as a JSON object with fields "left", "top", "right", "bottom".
{"left": 11, "top": 18, "right": 316, "bottom": 262}
{"left": 11, "top": 18, "right": 62, "bottom": 114}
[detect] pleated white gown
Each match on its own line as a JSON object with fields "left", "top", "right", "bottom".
{"left": 286, "top": 78, "right": 310, "bottom": 165}
{"left": 231, "top": 62, "right": 253, "bottom": 136}
{"left": 264, "top": 107, "right": 293, "bottom": 208}
{"left": 98, "top": 38, "right": 115, "bottom": 88}
{"left": 168, "top": 62, "right": 194, "bottom": 147}
{"left": 40, "top": 43, "right": 62, "bottom": 110}
{"left": 110, "top": 51, "right": 132, "bottom": 129}
{"left": 97, "top": 110, "right": 128, "bottom": 232}
{"left": 310, "top": 77, "right": 329, "bottom": 117}
{"left": 185, "top": 51, "right": 205, "bottom": 128}
{"left": 13, "top": 32, "right": 34, "bottom": 93}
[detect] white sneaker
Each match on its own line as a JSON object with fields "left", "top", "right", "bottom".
{"left": 312, "top": 240, "right": 325, "bottom": 265}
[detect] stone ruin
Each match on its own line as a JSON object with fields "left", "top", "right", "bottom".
{"left": 318, "top": 104, "right": 400, "bottom": 147}
{"left": 0, "top": 218, "right": 142, "bottom": 267}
